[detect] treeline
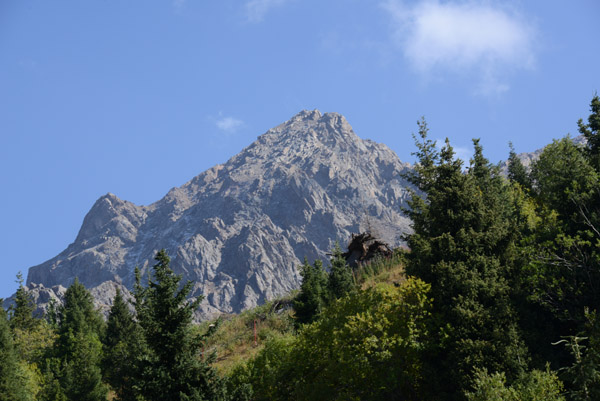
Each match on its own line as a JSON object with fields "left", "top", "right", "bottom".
{"left": 1, "top": 251, "right": 227, "bottom": 401}
{"left": 227, "top": 95, "right": 600, "bottom": 401}
{"left": 1, "top": 95, "right": 599, "bottom": 400}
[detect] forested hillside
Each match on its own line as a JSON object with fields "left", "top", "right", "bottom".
{"left": 1, "top": 95, "right": 599, "bottom": 400}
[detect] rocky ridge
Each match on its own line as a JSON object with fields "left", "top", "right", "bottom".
{"left": 20, "top": 110, "right": 414, "bottom": 319}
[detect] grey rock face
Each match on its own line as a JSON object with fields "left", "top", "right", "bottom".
{"left": 25, "top": 110, "right": 414, "bottom": 319}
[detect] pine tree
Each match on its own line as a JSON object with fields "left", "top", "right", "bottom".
{"left": 578, "top": 94, "right": 600, "bottom": 170}
{"left": 135, "top": 249, "right": 225, "bottom": 401}
{"left": 50, "top": 278, "right": 107, "bottom": 401}
{"left": 293, "top": 258, "right": 328, "bottom": 325}
{"left": 102, "top": 288, "right": 143, "bottom": 401}
{"left": 326, "top": 243, "right": 354, "bottom": 301}
{"left": 405, "top": 128, "right": 527, "bottom": 400}
{"left": 507, "top": 142, "right": 531, "bottom": 190}
{"left": 9, "top": 272, "right": 38, "bottom": 332}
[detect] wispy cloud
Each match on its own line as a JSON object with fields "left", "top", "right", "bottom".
{"left": 381, "top": 0, "right": 536, "bottom": 95}
{"left": 216, "top": 116, "right": 244, "bottom": 133}
{"left": 245, "top": 0, "right": 288, "bottom": 23}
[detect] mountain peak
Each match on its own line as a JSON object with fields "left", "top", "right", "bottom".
{"left": 251, "top": 110, "right": 356, "bottom": 156}
{"left": 25, "top": 111, "right": 414, "bottom": 320}
{"left": 292, "top": 109, "right": 323, "bottom": 121}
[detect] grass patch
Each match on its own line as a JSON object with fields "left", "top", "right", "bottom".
{"left": 197, "top": 292, "right": 297, "bottom": 374}
{"left": 353, "top": 249, "right": 407, "bottom": 289}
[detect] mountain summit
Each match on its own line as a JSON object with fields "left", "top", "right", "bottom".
{"left": 24, "top": 110, "right": 414, "bottom": 318}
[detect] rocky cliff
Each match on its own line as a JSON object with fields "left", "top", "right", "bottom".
{"left": 23, "top": 110, "right": 414, "bottom": 319}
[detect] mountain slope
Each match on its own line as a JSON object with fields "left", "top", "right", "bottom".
{"left": 24, "top": 110, "right": 414, "bottom": 318}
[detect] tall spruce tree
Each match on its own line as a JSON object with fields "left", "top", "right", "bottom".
{"left": 134, "top": 249, "right": 225, "bottom": 401}
{"left": 9, "top": 272, "right": 37, "bottom": 332}
{"left": 578, "top": 94, "right": 600, "bottom": 170}
{"left": 507, "top": 142, "right": 532, "bottom": 191}
{"left": 326, "top": 243, "right": 354, "bottom": 301}
{"left": 51, "top": 278, "right": 107, "bottom": 401}
{"left": 102, "top": 288, "right": 143, "bottom": 401}
{"left": 293, "top": 258, "right": 328, "bottom": 325}
{"left": 405, "top": 124, "right": 527, "bottom": 400}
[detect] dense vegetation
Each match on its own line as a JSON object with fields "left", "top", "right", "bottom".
{"left": 1, "top": 95, "right": 599, "bottom": 400}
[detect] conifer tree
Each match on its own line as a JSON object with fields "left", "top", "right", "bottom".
{"left": 9, "top": 272, "right": 37, "bottom": 332}
{"left": 0, "top": 305, "right": 34, "bottom": 401}
{"left": 102, "top": 288, "right": 143, "bottom": 401}
{"left": 507, "top": 142, "right": 531, "bottom": 190}
{"left": 51, "top": 278, "right": 107, "bottom": 401}
{"left": 135, "top": 249, "right": 225, "bottom": 401}
{"left": 326, "top": 243, "right": 354, "bottom": 301}
{"left": 405, "top": 126, "right": 527, "bottom": 400}
{"left": 293, "top": 258, "right": 328, "bottom": 325}
{"left": 578, "top": 94, "right": 600, "bottom": 170}
{"left": 524, "top": 98, "right": 600, "bottom": 381}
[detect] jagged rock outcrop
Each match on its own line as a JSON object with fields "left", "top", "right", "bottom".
{"left": 24, "top": 110, "right": 415, "bottom": 319}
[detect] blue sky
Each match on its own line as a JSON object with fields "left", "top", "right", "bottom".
{"left": 1, "top": 0, "right": 598, "bottom": 298}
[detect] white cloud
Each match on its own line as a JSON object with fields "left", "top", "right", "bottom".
{"left": 245, "top": 0, "right": 287, "bottom": 23}
{"left": 216, "top": 116, "right": 244, "bottom": 133}
{"left": 382, "top": 0, "right": 536, "bottom": 95}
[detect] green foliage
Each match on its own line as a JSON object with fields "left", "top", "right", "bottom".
{"left": 293, "top": 258, "right": 328, "bottom": 325}
{"left": 466, "top": 368, "right": 565, "bottom": 401}
{"left": 525, "top": 133, "right": 600, "bottom": 364}
{"left": 530, "top": 137, "right": 597, "bottom": 220}
{"left": 9, "top": 272, "right": 38, "bottom": 332}
{"left": 0, "top": 307, "right": 36, "bottom": 400}
{"left": 326, "top": 242, "right": 355, "bottom": 301}
{"left": 232, "top": 334, "right": 296, "bottom": 401}
{"left": 293, "top": 243, "right": 356, "bottom": 326}
{"left": 202, "top": 294, "right": 296, "bottom": 375}
{"left": 102, "top": 288, "right": 144, "bottom": 401}
{"left": 553, "top": 310, "right": 600, "bottom": 401}
{"left": 134, "top": 249, "right": 226, "bottom": 401}
{"left": 240, "top": 278, "right": 432, "bottom": 401}
{"left": 57, "top": 278, "right": 105, "bottom": 349}
{"left": 507, "top": 141, "right": 532, "bottom": 190}
{"left": 48, "top": 278, "right": 107, "bottom": 401}
{"left": 12, "top": 321, "right": 56, "bottom": 366}
{"left": 405, "top": 129, "right": 528, "bottom": 399}
{"left": 353, "top": 249, "right": 406, "bottom": 286}
{"left": 578, "top": 94, "right": 600, "bottom": 170}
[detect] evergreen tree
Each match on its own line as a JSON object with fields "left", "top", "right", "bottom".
{"left": 50, "top": 278, "right": 107, "bottom": 401}
{"left": 507, "top": 142, "right": 532, "bottom": 190}
{"left": 523, "top": 100, "right": 600, "bottom": 394}
{"left": 9, "top": 272, "right": 37, "bottom": 332}
{"left": 293, "top": 258, "right": 328, "bottom": 325}
{"left": 405, "top": 126, "right": 527, "bottom": 400}
{"left": 0, "top": 305, "right": 34, "bottom": 401}
{"left": 528, "top": 137, "right": 600, "bottom": 328}
{"left": 578, "top": 94, "right": 600, "bottom": 170}
{"left": 102, "top": 288, "right": 143, "bottom": 401}
{"left": 135, "top": 249, "right": 225, "bottom": 401}
{"left": 326, "top": 243, "right": 354, "bottom": 301}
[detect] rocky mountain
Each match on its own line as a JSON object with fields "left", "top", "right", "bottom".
{"left": 21, "top": 110, "right": 415, "bottom": 319}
